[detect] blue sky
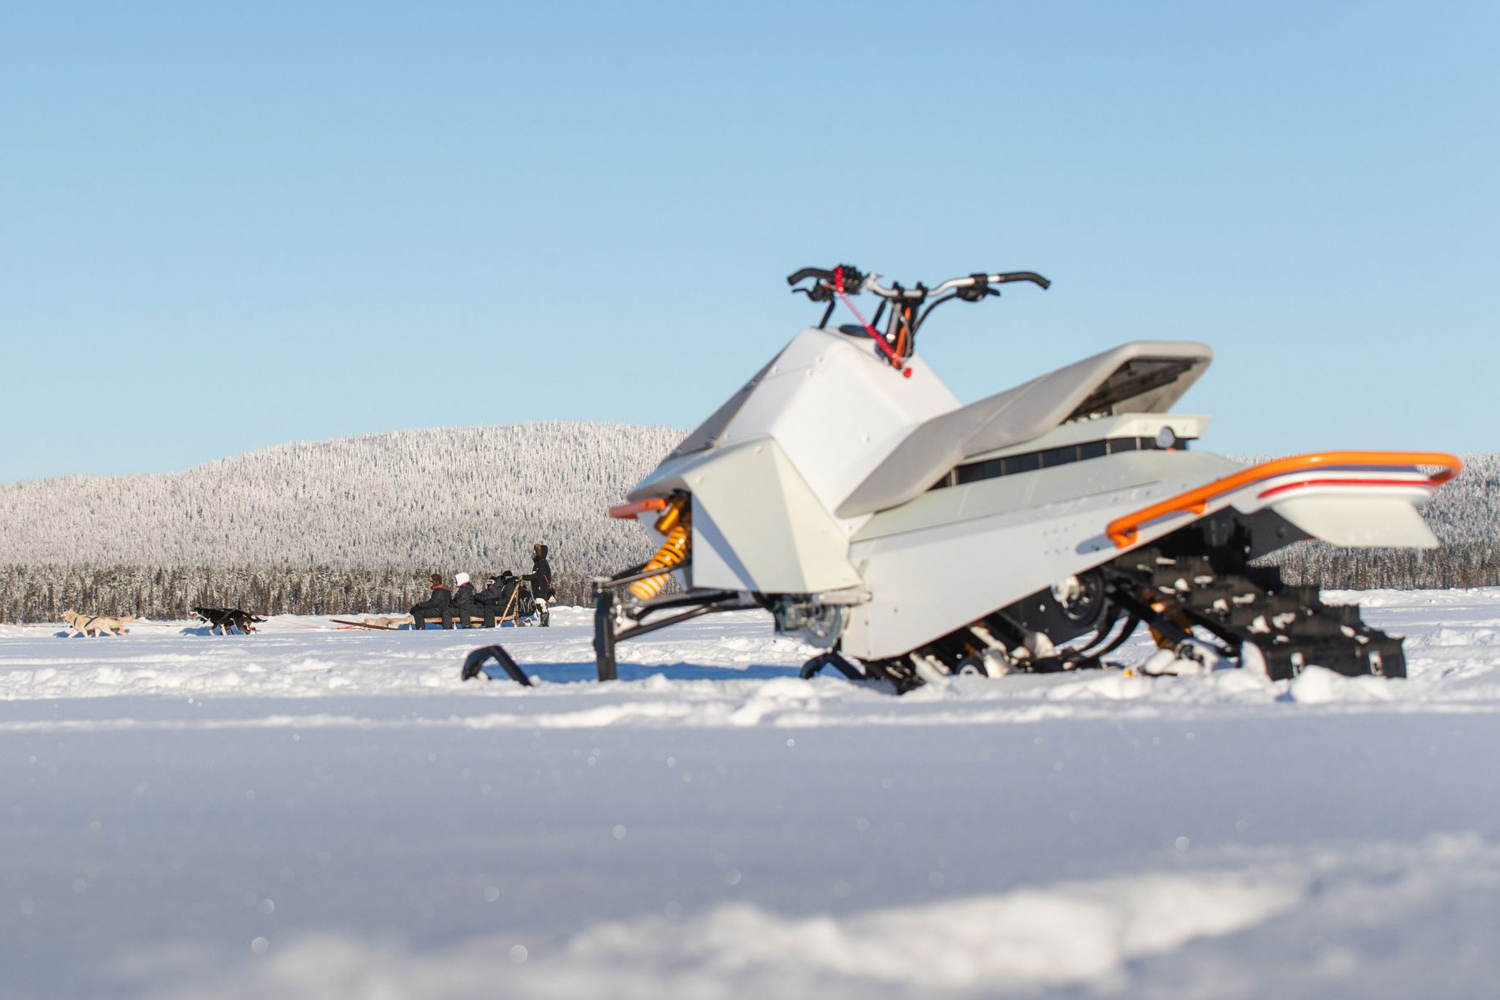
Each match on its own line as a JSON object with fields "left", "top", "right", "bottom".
{"left": 2, "top": 1, "right": 1495, "bottom": 482}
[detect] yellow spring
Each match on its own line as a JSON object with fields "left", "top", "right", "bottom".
{"left": 629, "top": 521, "right": 690, "bottom": 601}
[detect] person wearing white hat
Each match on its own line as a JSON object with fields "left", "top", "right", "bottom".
{"left": 451, "top": 572, "right": 479, "bottom": 628}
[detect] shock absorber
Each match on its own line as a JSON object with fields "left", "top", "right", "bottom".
{"left": 628, "top": 496, "right": 690, "bottom": 601}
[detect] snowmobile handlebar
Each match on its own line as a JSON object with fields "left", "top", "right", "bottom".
{"left": 864, "top": 271, "right": 1051, "bottom": 300}
{"left": 788, "top": 264, "right": 1050, "bottom": 353}
{"left": 786, "top": 265, "right": 1049, "bottom": 301}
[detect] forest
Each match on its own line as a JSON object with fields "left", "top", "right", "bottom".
{"left": 0, "top": 425, "right": 1493, "bottom": 622}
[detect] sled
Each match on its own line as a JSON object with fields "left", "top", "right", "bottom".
{"left": 332, "top": 619, "right": 403, "bottom": 631}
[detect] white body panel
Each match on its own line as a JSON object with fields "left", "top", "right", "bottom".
{"left": 631, "top": 329, "right": 958, "bottom": 521}
{"left": 683, "top": 439, "right": 861, "bottom": 594}
{"left": 843, "top": 451, "right": 1239, "bottom": 658}
{"left": 1271, "top": 494, "right": 1438, "bottom": 548}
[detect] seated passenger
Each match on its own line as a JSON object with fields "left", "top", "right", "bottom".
{"left": 478, "top": 571, "right": 520, "bottom": 622}
{"left": 408, "top": 574, "right": 452, "bottom": 630}
{"left": 476, "top": 572, "right": 509, "bottom": 607}
{"left": 451, "top": 572, "right": 483, "bottom": 628}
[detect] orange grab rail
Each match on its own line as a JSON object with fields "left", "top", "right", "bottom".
{"left": 1105, "top": 451, "right": 1462, "bottom": 549}
{"left": 608, "top": 496, "right": 669, "bottom": 520}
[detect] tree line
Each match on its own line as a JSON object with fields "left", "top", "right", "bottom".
{"left": 1263, "top": 539, "right": 1500, "bottom": 591}
{"left": 0, "top": 563, "right": 611, "bottom": 622}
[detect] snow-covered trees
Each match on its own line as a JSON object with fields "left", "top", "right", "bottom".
{"left": 0, "top": 422, "right": 683, "bottom": 619}
{"left": 0, "top": 421, "right": 681, "bottom": 567}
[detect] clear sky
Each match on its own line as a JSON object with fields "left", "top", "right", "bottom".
{"left": 2, "top": 1, "right": 1495, "bottom": 482}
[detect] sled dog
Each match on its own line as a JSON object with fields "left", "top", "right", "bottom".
{"left": 63, "top": 609, "right": 136, "bottom": 637}
{"left": 191, "top": 607, "right": 267, "bottom": 635}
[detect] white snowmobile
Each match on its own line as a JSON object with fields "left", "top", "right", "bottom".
{"left": 469, "top": 265, "right": 1461, "bottom": 689}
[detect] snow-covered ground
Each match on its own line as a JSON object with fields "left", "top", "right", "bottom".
{"left": 4, "top": 589, "right": 1500, "bottom": 999}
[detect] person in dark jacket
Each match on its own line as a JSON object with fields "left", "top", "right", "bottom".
{"left": 475, "top": 573, "right": 506, "bottom": 606}
{"left": 479, "top": 571, "right": 523, "bottom": 626}
{"left": 408, "top": 574, "right": 452, "bottom": 630}
{"left": 450, "top": 572, "right": 482, "bottom": 628}
{"left": 529, "top": 543, "right": 555, "bottom": 627}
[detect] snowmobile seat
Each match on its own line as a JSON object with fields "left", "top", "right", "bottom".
{"left": 835, "top": 340, "right": 1213, "bottom": 518}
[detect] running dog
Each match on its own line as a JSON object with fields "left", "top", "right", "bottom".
{"left": 191, "top": 607, "right": 267, "bottom": 635}
{"left": 63, "top": 609, "right": 136, "bottom": 637}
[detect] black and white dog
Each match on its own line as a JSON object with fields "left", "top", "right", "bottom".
{"left": 191, "top": 607, "right": 267, "bottom": 635}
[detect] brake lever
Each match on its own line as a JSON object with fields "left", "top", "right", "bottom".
{"left": 792, "top": 284, "right": 835, "bottom": 303}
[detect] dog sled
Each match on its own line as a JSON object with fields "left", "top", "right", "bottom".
{"left": 339, "top": 579, "right": 541, "bottom": 631}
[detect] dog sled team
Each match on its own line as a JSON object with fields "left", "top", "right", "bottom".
{"left": 61, "top": 606, "right": 266, "bottom": 637}
{"left": 55, "top": 543, "right": 558, "bottom": 636}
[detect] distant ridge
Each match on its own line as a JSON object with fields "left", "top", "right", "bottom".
{"left": 0, "top": 421, "right": 685, "bottom": 575}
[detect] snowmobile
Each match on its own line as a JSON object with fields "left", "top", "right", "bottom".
{"left": 469, "top": 264, "right": 1461, "bottom": 690}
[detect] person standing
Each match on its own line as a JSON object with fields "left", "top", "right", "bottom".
{"left": 408, "top": 574, "right": 452, "bottom": 630}
{"left": 529, "top": 543, "right": 555, "bottom": 627}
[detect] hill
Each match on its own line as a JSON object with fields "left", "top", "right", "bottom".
{"left": 0, "top": 422, "right": 684, "bottom": 619}
{"left": 0, "top": 422, "right": 683, "bottom": 569}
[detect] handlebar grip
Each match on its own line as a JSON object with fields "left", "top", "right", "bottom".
{"left": 787, "top": 264, "right": 865, "bottom": 290}
{"left": 787, "top": 267, "right": 837, "bottom": 286}
{"left": 992, "top": 271, "right": 1051, "bottom": 290}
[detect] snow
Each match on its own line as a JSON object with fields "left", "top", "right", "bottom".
{"left": 4, "top": 589, "right": 1500, "bottom": 998}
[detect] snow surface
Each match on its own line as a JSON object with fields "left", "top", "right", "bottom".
{"left": 4, "top": 589, "right": 1500, "bottom": 999}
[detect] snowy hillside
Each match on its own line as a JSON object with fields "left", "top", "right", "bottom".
{"left": 3, "top": 588, "right": 1500, "bottom": 998}
{"left": 0, "top": 421, "right": 683, "bottom": 572}
{"left": 1415, "top": 452, "right": 1500, "bottom": 541}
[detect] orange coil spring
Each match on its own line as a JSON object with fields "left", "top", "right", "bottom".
{"left": 629, "top": 522, "right": 690, "bottom": 600}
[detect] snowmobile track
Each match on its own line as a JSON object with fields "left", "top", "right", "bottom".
{"left": 856, "top": 517, "right": 1405, "bottom": 691}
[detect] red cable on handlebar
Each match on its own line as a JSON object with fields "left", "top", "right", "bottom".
{"left": 834, "top": 266, "right": 912, "bottom": 379}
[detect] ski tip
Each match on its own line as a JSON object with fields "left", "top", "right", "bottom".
{"left": 461, "top": 645, "right": 533, "bottom": 686}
